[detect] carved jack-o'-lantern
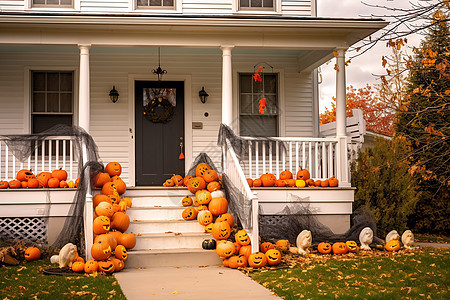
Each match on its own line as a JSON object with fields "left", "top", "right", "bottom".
{"left": 215, "top": 240, "right": 234, "bottom": 258}
{"left": 111, "top": 257, "right": 125, "bottom": 272}
{"left": 332, "top": 242, "right": 348, "bottom": 255}
{"left": 235, "top": 229, "right": 251, "bottom": 246}
{"left": 91, "top": 240, "right": 112, "bottom": 261}
{"left": 171, "top": 174, "right": 184, "bottom": 186}
{"left": 260, "top": 242, "right": 275, "bottom": 254}
{"left": 385, "top": 239, "right": 401, "bottom": 252}
{"left": 248, "top": 252, "right": 268, "bottom": 268}
{"left": 105, "top": 162, "right": 122, "bottom": 177}
{"left": 265, "top": 249, "right": 282, "bottom": 266}
{"left": 195, "top": 163, "right": 211, "bottom": 178}
{"left": 207, "top": 181, "right": 221, "bottom": 193}
{"left": 17, "top": 169, "right": 36, "bottom": 182}
{"left": 182, "top": 207, "right": 198, "bottom": 220}
{"left": 93, "top": 216, "right": 110, "bottom": 235}
{"left": 296, "top": 169, "right": 310, "bottom": 180}
{"left": 216, "top": 213, "right": 235, "bottom": 228}
{"left": 202, "top": 169, "right": 218, "bottom": 183}
{"left": 211, "top": 221, "right": 231, "bottom": 240}
{"left": 345, "top": 241, "right": 358, "bottom": 253}
{"left": 197, "top": 210, "right": 213, "bottom": 226}
{"left": 196, "top": 190, "right": 212, "bottom": 205}
{"left": 317, "top": 242, "right": 332, "bottom": 254}
{"left": 260, "top": 173, "right": 276, "bottom": 187}
{"left": 182, "top": 196, "right": 193, "bottom": 207}
{"left": 84, "top": 260, "right": 99, "bottom": 274}
{"left": 115, "top": 245, "right": 128, "bottom": 261}
{"left": 98, "top": 258, "right": 115, "bottom": 275}
{"left": 187, "top": 177, "right": 207, "bottom": 194}
{"left": 228, "top": 254, "right": 248, "bottom": 269}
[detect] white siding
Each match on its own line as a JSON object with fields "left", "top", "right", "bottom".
{"left": 0, "top": 0, "right": 23, "bottom": 10}
{"left": 281, "top": 0, "right": 312, "bottom": 16}
{"left": 0, "top": 48, "right": 314, "bottom": 185}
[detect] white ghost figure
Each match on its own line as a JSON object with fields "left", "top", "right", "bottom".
{"left": 50, "top": 255, "right": 59, "bottom": 264}
{"left": 385, "top": 230, "right": 400, "bottom": 243}
{"left": 401, "top": 230, "right": 415, "bottom": 249}
{"left": 56, "top": 243, "right": 78, "bottom": 268}
{"left": 359, "top": 227, "right": 373, "bottom": 250}
{"left": 296, "top": 230, "right": 312, "bottom": 255}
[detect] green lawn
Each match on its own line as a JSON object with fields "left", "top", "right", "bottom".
{"left": 249, "top": 248, "right": 449, "bottom": 299}
{"left": 415, "top": 234, "right": 450, "bottom": 244}
{"left": 0, "top": 260, "right": 126, "bottom": 299}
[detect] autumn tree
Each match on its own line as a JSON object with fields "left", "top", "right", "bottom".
{"left": 395, "top": 9, "right": 449, "bottom": 234}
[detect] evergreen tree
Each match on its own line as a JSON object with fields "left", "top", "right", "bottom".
{"left": 395, "top": 10, "right": 449, "bottom": 234}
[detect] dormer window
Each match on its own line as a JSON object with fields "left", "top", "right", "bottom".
{"left": 239, "top": 0, "right": 274, "bottom": 10}
{"left": 137, "top": 0, "right": 175, "bottom": 9}
{"left": 32, "top": 0, "right": 73, "bottom": 8}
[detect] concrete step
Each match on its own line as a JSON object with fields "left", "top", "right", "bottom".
{"left": 130, "top": 196, "right": 190, "bottom": 207}
{"left": 123, "top": 187, "right": 192, "bottom": 198}
{"left": 127, "top": 206, "right": 185, "bottom": 221}
{"left": 129, "top": 220, "right": 205, "bottom": 234}
{"left": 135, "top": 232, "right": 213, "bottom": 250}
{"left": 125, "top": 248, "right": 222, "bottom": 268}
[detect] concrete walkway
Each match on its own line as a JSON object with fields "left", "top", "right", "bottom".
{"left": 115, "top": 266, "right": 281, "bottom": 300}
{"left": 416, "top": 242, "right": 450, "bottom": 248}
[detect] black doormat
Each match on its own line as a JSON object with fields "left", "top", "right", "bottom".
{"left": 43, "top": 267, "right": 84, "bottom": 276}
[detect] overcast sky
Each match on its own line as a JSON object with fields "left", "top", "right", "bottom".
{"left": 316, "top": 0, "right": 426, "bottom": 112}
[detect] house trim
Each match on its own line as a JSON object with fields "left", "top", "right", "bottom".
{"left": 232, "top": 0, "right": 282, "bottom": 15}
{"left": 128, "top": 73, "right": 192, "bottom": 187}
{"left": 24, "top": 0, "right": 81, "bottom": 11}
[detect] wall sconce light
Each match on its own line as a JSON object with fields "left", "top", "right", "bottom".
{"left": 198, "top": 87, "right": 209, "bottom": 104}
{"left": 109, "top": 86, "right": 119, "bottom": 103}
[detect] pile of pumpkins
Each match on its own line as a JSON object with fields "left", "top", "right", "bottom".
{"left": 87, "top": 161, "right": 136, "bottom": 275}
{"left": 247, "top": 169, "right": 339, "bottom": 188}
{"left": 0, "top": 168, "right": 79, "bottom": 189}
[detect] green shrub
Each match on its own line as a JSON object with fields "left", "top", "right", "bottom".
{"left": 351, "top": 137, "right": 420, "bottom": 236}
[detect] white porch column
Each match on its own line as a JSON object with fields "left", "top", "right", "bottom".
{"left": 335, "top": 48, "right": 350, "bottom": 186}
{"left": 221, "top": 45, "right": 234, "bottom": 128}
{"left": 78, "top": 44, "right": 93, "bottom": 260}
{"left": 78, "top": 44, "right": 91, "bottom": 132}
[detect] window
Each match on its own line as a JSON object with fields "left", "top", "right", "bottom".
{"left": 137, "top": 0, "right": 175, "bottom": 9}
{"left": 239, "top": 0, "right": 274, "bottom": 10}
{"left": 31, "top": 71, "right": 74, "bottom": 134}
{"left": 32, "top": 0, "right": 73, "bottom": 8}
{"left": 239, "top": 73, "right": 278, "bottom": 137}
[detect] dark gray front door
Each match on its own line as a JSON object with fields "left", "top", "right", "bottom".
{"left": 135, "top": 81, "right": 185, "bottom": 186}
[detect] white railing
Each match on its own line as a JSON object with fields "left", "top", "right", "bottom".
{"left": 223, "top": 139, "right": 259, "bottom": 253}
{"left": 240, "top": 137, "right": 340, "bottom": 180}
{"left": 0, "top": 136, "right": 78, "bottom": 181}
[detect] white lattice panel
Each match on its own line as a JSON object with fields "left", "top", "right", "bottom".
{"left": 0, "top": 217, "right": 47, "bottom": 243}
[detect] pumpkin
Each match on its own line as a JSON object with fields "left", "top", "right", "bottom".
{"left": 95, "top": 201, "right": 114, "bottom": 218}
{"left": 276, "top": 180, "right": 286, "bottom": 187}
{"left": 27, "top": 178, "right": 39, "bottom": 188}
{"left": 72, "top": 261, "right": 85, "bottom": 272}
{"left": 98, "top": 258, "right": 115, "bottom": 275}
{"left": 105, "top": 162, "right": 122, "bottom": 177}
{"left": 21, "top": 181, "right": 28, "bottom": 188}
{"left": 17, "top": 169, "right": 36, "bottom": 181}
{"left": 183, "top": 175, "right": 193, "bottom": 186}
{"left": 296, "top": 169, "right": 310, "bottom": 180}
{"left": 51, "top": 168, "right": 67, "bottom": 181}
{"left": 279, "top": 170, "right": 293, "bottom": 180}
{"left": 345, "top": 241, "right": 358, "bottom": 253}
{"left": 216, "top": 213, "right": 235, "bottom": 228}
{"left": 91, "top": 241, "right": 112, "bottom": 261}
{"left": 246, "top": 178, "right": 253, "bottom": 187}
{"left": 385, "top": 239, "right": 401, "bottom": 252}
{"left": 329, "top": 177, "right": 339, "bottom": 187}
{"left": 108, "top": 194, "right": 120, "bottom": 205}
{"left": 222, "top": 258, "right": 230, "bottom": 268}
{"left": 122, "top": 197, "right": 132, "bottom": 208}
{"left": 260, "top": 242, "right": 275, "bottom": 253}
{"left": 115, "top": 245, "right": 128, "bottom": 260}
{"left": 211, "top": 190, "right": 225, "bottom": 198}
{"left": 260, "top": 173, "right": 276, "bottom": 187}
{"left": 118, "top": 233, "right": 136, "bottom": 250}
{"left": 102, "top": 182, "right": 118, "bottom": 196}
{"left": 67, "top": 180, "right": 75, "bottom": 188}
{"left": 181, "top": 196, "right": 192, "bottom": 207}
{"left": 235, "top": 229, "right": 251, "bottom": 246}
{"left": 182, "top": 207, "right": 198, "bottom": 220}
{"left": 248, "top": 252, "right": 267, "bottom": 268}
{"left": 275, "top": 240, "right": 290, "bottom": 252}
{"left": 265, "top": 249, "right": 282, "bottom": 266}
{"left": 208, "top": 197, "right": 228, "bottom": 216}
{"left": 196, "top": 190, "right": 212, "bottom": 205}
{"left": 317, "top": 242, "right": 332, "bottom": 254}
{"left": 109, "top": 231, "right": 123, "bottom": 244}
{"left": 197, "top": 210, "right": 213, "bottom": 226}
{"left": 285, "top": 179, "right": 296, "bottom": 187}
{"left": 163, "top": 179, "right": 175, "bottom": 187}
{"left": 239, "top": 245, "right": 252, "bottom": 259}
{"left": 111, "top": 257, "right": 125, "bottom": 272}
{"left": 0, "top": 181, "right": 9, "bottom": 189}
{"left": 187, "top": 177, "right": 206, "bottom": 194}
{"left": 195, "top": 163, "right": 211, "bottom": 177}
{"left": 305, "top": 179, "right": 315, "bottom": 187}
{"left": 253, "top": 178, "right": 262, "bottom": 187}
{"left": 75, "top": 177, "right": 80, "bottom": 187}
{"left": 207, "top": 181, "right": 221, "bottom": 193}
{"left": 94, "top": 233, "right": 117, "bottom": 251}
{"left": 37, "top": 172, "right": 52, "bottom": 188}
{"left": 24, "top": 247, "right": 41, "bottom": 261}
{"left": 8, "top": 180, "right": 22, "bottom": 189}
{"left": 92, "top": 172, "right": 111, "bottom": 188}
{"left": 320, "top": 179, "right": 330, "bottom": 187}
{"left": 204, "top": 223, "right": 214, "bottom": 233}
{"left": 202, "top": 169, "right": 218, "bottom": 183}
{"left": 93, "top": 216, "right": 110, "bottom": 235}
{"left": 202, "top": 239, "right": 217, "bottom": 250}
{"left": 112, "top": 177, "right": 126, "bottom": 195}
{"left": 195, "top": 205, "right": 208, "bottom": 213}
{"left": 216, "top": 240, "right": 235, "bottom": 258}
{"left": 93, "top": 194, "right": 112, "bottom": 208}
{"left": 227, "top": 255, "right": 247, "bottom": 269}
{"left": 233, "top": 242, "right": 241, "bottom": 255}
{"left": 314, "top": 180, "right": 322, "bottom": 187}
{"left": 84, "top": 260, "right": 98, "bottom": 274}
{"left": 171, "top": 174, "right": 184, "bottom": 186}
{"left": 75, "top": 256, "right": 85, "bottom": 264}
{"left": 59, "top": 180, "right": 69, "bottom": 188}
{"left": 211, "top": 221, "right": 231, "bottom": 240}
{"left": 295, "top": 180, "right": 306, "bottom": 188}
{"left": 332, "top": 242, "right": 348, "bottom": 255}
{"left": 111, "top": 212, "right": 130, "bottom": 232}
{"left": 47, "top": 177, "right": 60, "bottom": 188}
{"left": 117, "top": 200, "right": 128, "bottom": 213}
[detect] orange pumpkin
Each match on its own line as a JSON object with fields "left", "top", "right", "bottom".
{"left": 239, "top": 245, "right": 252, "bottom": 259}
{"left": 59, "top": 180, "right": 69, "bottom": 188}
{"left": 314, "top": 180, "right": 322, "bottom": 187}
{"left": 215, "top": 213, "right": 235, "bottom": 228}
{"left": 183, "top": 175, "right": 193, "bottom": 186}
{"left": 260, "top": 242, "right": 275, "bottom": 254}
{"left": 51, "top": 168, "right": 67, "bottom": 181}
{"left": 211, "top": 221, "right": 231, "bottom": 240}
{"left": 98, "top": 258, "right": 115, "bottom": 275}
{"left": 305, "top": 179, "right": 315, "bottom": 187}
{"left": 285, "top": 179, "right": 296, "bottom": 187}
{"left": 163, "top": 179, "right": 175, "bottom": 187}
{"left": 195, "top": 163, "right": 211, "bottom": 177}
{"left": 296, "top": 169, "right": 310, "bottom": 180}
{"left": 111, "top": 257, "right": 125, "bottom": 272}
{"left": 118, "top": 233, "right": 136, "bottom": 250}
{"left": 182, "top": 207, "right": 198, "bottom": 220}
{"left": 36, "top": 172, "right": 52, "bottom": 188}
{"left": 47, "top": 177, "right": 60, "bottom": 188}
{"left": 202, "top": 169, "right": 218, "bottom": 183}
{"left": 195, "top": 205, "right": 208, "bottom": 213}
{"left": 182, "top": 196, "right": 193, "bottom": 207}
{"left": 112, "top": 177, "right": 126, "bottom": 195}
{"left": 246, "top": 178, "right": 253, "bottom": 187}
{"left": 91, "top": 240, "right": 112, "bottom": 260}
{"left": 215, "top": 240, "right": 235, "bottom": 258}
{"left": 228, "top": 254, "right": 248, "bottom": 269}
{"left": 204, "top": 223, "right": 214, "bottom": 233}
{"left": 317, "top": 242, "right": 332, "bottom": 254}
{"left": 21, "top": 181, "right": 28, "bottom": 188}
{"left": 93, "top": 216, "right": 110, "bottom": 235}
{"left": 385, "top": 239, "right": 401, "bottom": 252}
{"left": 207, "top": 181, "right": 221, "bottom": 193}
{"left": 108, "top": 194, "right": 120, "bottom": 205}
{"left": 265, "top": 249, "right": 282, "bottom": 266}
{"left": 187, "top": 177, "right": 206, "bottom": 194}
{"left": 276, "top": 180, "right": 286, "bottom": 187}
{"left": 71, "top": 261, "right": 85, "bottom": 272}
{"left": 248, "top": 252, "right": 267, "bottom": 268}
{"left": 105, "top": 162, "right": 122, "bottom": 177}
{"left": 8, "top": 180, "right": 22, "bottom": 189}
{"left": 84, "top": 260, "right": 99, "bottom": 274}
{"left": 233, "top": 242, "right": 241, "bottom": 255}
{"left": 17, "top": 169, "right": 36, "bottom": 181}
{"left": 253, "top": 178, "right": 262, "bottom": 187}
{"left": 95, "top": 202, "right": 114, "bottom": 218}
{"left": 329, "top": 177, "right": 339, "bottom": 187}
{"left": 197, "top": 210, "right": 213, "bottom": 226}
{"left": 0, "top": 181, "right": 9, "bottom": 189}
{"left": 279, "top": 170, "right": 293, "bottom": 180}
{"left": 93, "top": 194, "right": 112, "bottom": 208}
{"left": 196, "top": 190, "right": 212, "bottom": 205}
{"left": 115, "top": 245, "right": 128, "bottom": 260}
{"left": 171, "top": 174, "right": 184, "bottom": 186}
{"left": 260, "top": 173, "right": 276, "bottom": 187}
{"left": 235, "top": 229, "right": 251, "bottom": 246}
{"left": 320, "top": 179, "right": 330, "bottom": 187}
{"left": 111, "top": 212, "right": 130, "bottom": 232}
{"left": 275, "top": 240, "right": 290, "bottom": 252}
{"left": 102, "top": 182, "right": 118, "bottom": 196}
{"left": 27, "top": 178, "right": 39, "bottom": 188}
{"left": 208, "top": 197, "right": 228, "bottom": 216}
{"left": 332, "top": 242, "right": 348, "bottom": 255}
{"left": 109, "top": 231, "right": 123, "bottom": 244}
{"left": 345, "top": 241, "right": 358, "bottom": 253}
{"left": 92, "top": 172, "right": 111, "bottom": 188}
{"left": 94, "top": 233, "right": 117, "bottom": 251}
{"left": 24, "top": 247, "right": 41, "bottom": 261}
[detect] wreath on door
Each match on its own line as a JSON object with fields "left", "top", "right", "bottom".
{"left": 143, "top": 97, "right": 174, "bottom": 123}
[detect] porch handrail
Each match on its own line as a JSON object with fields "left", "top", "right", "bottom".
{"left": 0, "top": 135, "right": 77, "bottom": 181}
{"left": 223, "top": 138, "right": 259, "bottom": 253}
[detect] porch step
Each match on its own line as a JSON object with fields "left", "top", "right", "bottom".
{"left": 125, "top": 248, "right": 222, "bottom": 268}
{"left": 127, "top": 206, "right": 186, "bottom": 221}
{"left": 134, "top": 232, "right": 212, "bottom": 250}
{"left": 128, "top": 219, "right": 205, "bottom": 234}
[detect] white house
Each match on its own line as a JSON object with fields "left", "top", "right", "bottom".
{"left": 0, "top": 0, "right": 387, "bottom": 265}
